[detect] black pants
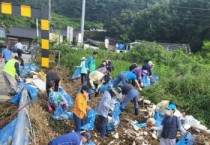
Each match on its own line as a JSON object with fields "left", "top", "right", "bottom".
{"left": 81, "top": 73, "right": 87, "bottom": 85}
{"left": 17, "top": 49, "right": 22, "bottom": 58}
{"left": 98, "top": 115, "right": 108, "bottom": 137}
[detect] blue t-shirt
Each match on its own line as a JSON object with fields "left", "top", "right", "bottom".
{"left": 124, "top": 71, "right": 137, "bottom": 81}
{"left": 2, "top": 49, "right": 12, "bottom": 61}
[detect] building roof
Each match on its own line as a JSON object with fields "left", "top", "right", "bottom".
{"left": 7, "top": 26, "right": 80, "bottom": 39}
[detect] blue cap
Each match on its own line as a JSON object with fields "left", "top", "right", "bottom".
{"left": 166, "top": 104, "right": 176, "bottom": 110}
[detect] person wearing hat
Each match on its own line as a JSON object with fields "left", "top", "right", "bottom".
{"left": 113, "top": 71, "right": 142, "bottom": 91}
{"left": 0, "top": 44, "right": 13, "bottom": 64}
{"left": 48, "top": 131, "right": 91, "bottom": 145}
{"left": 97, "top": 88, "right": 121, "bottom": 137}
{"left": 73, "top": 85, "right": 91, "bottom": 133}
{"left": 80, "top": 57, "right": 88, "bottom": 85}
{"left": 2, "top": 56, "right": 23, "bottom": 96}
{"left": 149, "top": 104, "right": 187, "bottom": 145}
{"left": 89, "top": 70, "right": 105, "bottom": 96}
{"left": 119, "top": 84, "right": 139, "bottom": 115}
{"left": 142, "top": 60, "right": 154, "bottom": 77}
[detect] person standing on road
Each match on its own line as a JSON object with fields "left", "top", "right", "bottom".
{"left": 0, "top": 44, "right": 12, "bottom": 64}
{"left": 15, "top": 42, "right": 23, "bottom": 58}
{"left": 73, "top": 85, "right": 91, "bottom": 133}
{"left": 3, "top": 57, "right": 23, "bottom": 96}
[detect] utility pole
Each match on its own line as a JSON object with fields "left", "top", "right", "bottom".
{"left": 80, "top": 0, "right": 86, "bottom": 45}
{"left": 49, "top": 0, "right": 51, "bottom": 23}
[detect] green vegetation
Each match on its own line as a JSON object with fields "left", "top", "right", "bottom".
{"left": 60, "top": 41, "right": 210, "bottom": 127}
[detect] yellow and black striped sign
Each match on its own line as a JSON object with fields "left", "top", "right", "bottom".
{"left": 0, "top": 2, "right": 50, "bottom": 67}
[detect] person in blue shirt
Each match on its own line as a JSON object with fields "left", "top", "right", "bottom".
{"left": 48, "top": 131, "right": 91, "bottom": 145}
{"left": 113, "top": 71, "right": 142, "bottom": 91}
{"left": 80, "top": 57, "right": 88, "bottom": 85}
{"left": 0, "top": 44, "right": 12, "bottom": 64}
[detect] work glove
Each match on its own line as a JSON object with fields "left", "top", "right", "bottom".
{"left": 60, "top": 101, "right": 66, "bottom": 105}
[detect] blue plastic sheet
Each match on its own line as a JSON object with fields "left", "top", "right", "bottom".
{"left": 107, "top": 99, "right": 121, "bottom": 131}
{"left": 20, "top": 63, "right": 39, "bottom": 78}
{"left": 81, "top": 109, "right": 97, "bottom": 131}
{"left": 0, "top": 118, "right": 17, "bottom": 145}
{"left": 176, "top": 133, "right": 195, "bottom": 145}
{"left": 71, "top": 67, "right": 81, "bottom": 80}
{"left": 51, "top": 105, "right": 73, "bottom": 121}
{"left": 10, "top": 83, "right": 38, "bottom": 104}
{"left": 58, "top": 87, "right": 74, "bottom": 107}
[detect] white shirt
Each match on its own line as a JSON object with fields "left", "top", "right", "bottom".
{"left": 15, "top": 42, "right": 23, "bottom": 50}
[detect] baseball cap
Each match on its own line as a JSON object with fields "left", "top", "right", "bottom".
{"left": 166, "top": 104, "right": 176, "bottom": 110}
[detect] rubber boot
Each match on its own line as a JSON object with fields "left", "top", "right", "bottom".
{"left": 134, "top": 108, "right": 138, "bottom": 116}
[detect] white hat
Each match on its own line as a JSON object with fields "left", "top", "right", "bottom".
{"left": 148, "top": 61, "right": 154, "bottom": 66}
{"left": 81, "top": 57, "right": 87, "bottom": 60}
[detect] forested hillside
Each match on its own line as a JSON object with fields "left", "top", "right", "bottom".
{"left": 1, "top": 0, "right": 210, "bottom": 51}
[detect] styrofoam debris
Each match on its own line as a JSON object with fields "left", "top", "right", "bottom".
{"left": 192, "top": 124, "right": 207, "bottom": 131}
{"left": 113, "top": 133, "right": 119, "bottom": 139}
{"left": 32, "top": 79, "right": 46, "bottom": 92}
{"left": 143, "top": 100, "right": 151, "bottom": 105}
{"left": 143, "top": 131, "right": 148, "bottom": 136}
{"left": 183, "top": 123, "right": 191, "bottom": 130}
{"left": 152, "top": 133, "right": 158, "bottom": 139}
{"left": 206, "top": 130, "right": 210, "bottom": 134}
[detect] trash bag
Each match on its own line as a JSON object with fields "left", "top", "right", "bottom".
{"left": 51, "top": 105, "right": 73, "bottom": 121}
{"left": 81, "top": 109, "right": 97, "bottom": 131}
{"left": 98, "top": 79, "right": 114, "bottom": 93}
{"left": 107, "top": 99, "right": 121, "bottom": 131}
{"left": 58, "top": 87, "right": 74, "bottom": 107}
{"left": 142, "top": 74, "right": 151, "bottom": 88}
{"left": 71, "top": 67, "right": 81, "bottom": 80}
{"left": 176, "top": 133, "right": 195, "bottom": 145}
{"left": 154, "top": 110, "right": 164, "bottom": 127}
{"left": 10, "top": 93, "right": 22, "bottom": 103}
{"left": 0, "top": 118, "right": 17, "bottom": 145}
{"left": 20, "top": 63, "right": 39, "bottom": 78}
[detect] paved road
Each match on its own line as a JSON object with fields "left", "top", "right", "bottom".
{"left": 0, "top": 53, "right": 31, "bottom": 101}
